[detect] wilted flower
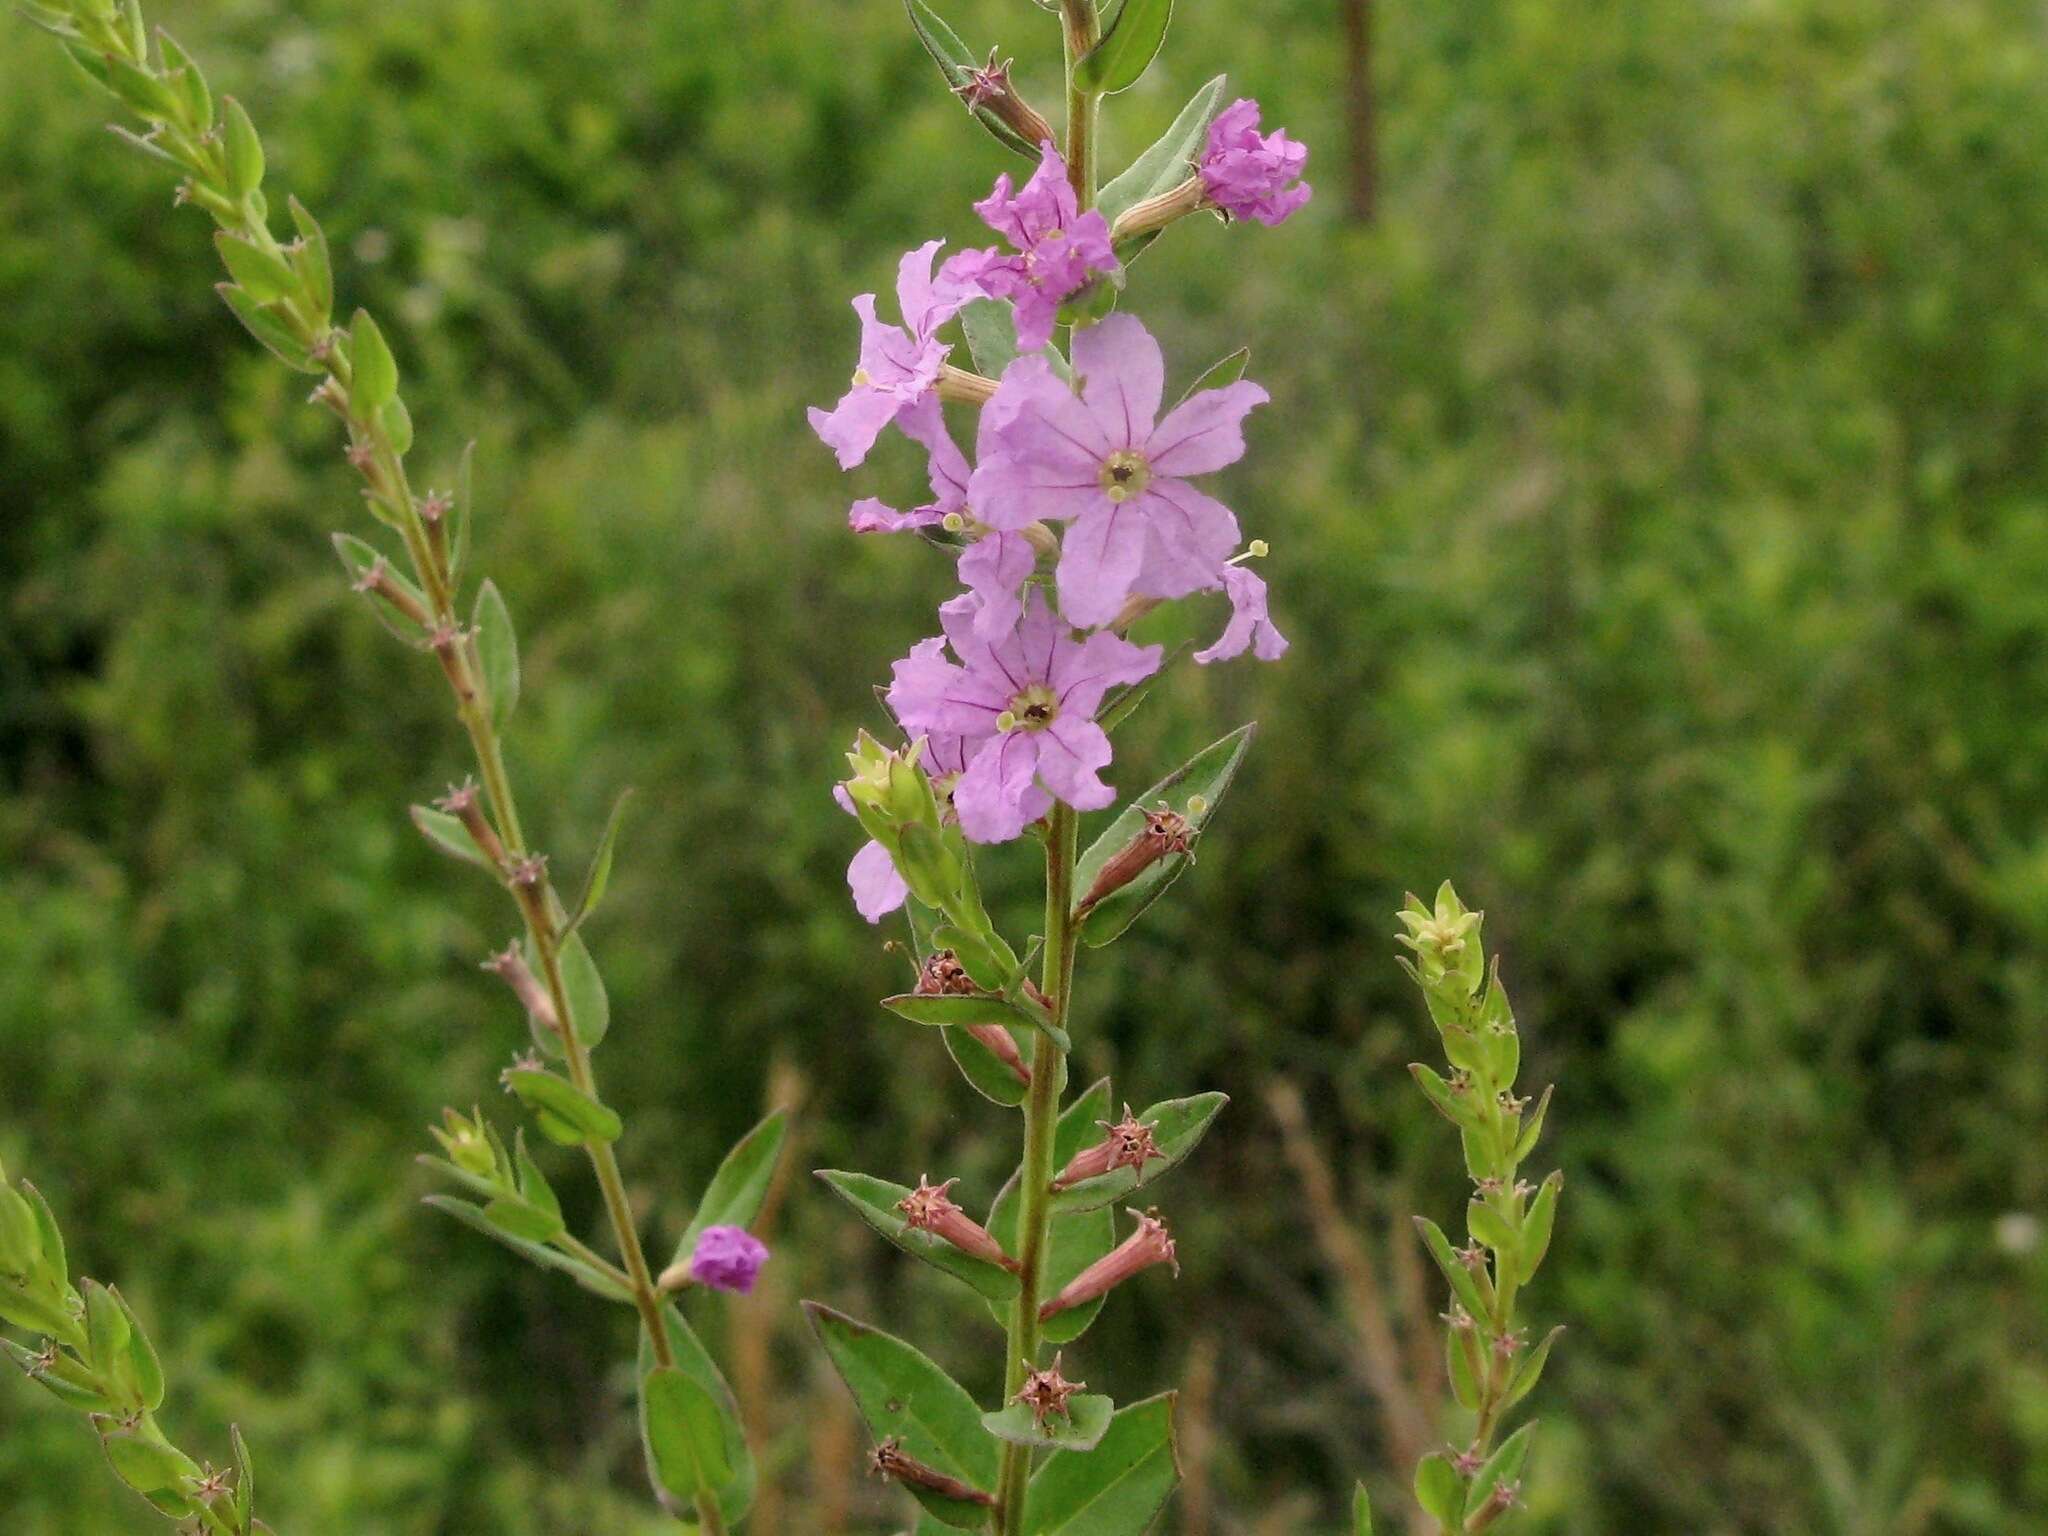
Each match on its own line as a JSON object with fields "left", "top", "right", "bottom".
{"left": 970, "top": 315, "right": 1269, "bottom": 628}
{"left": 1194, "top": 561, "right": 1288, "bottom": 663}
{"left": 809, "top": 240, "right": 973, "bottom": 470}
{"left": 887, "top": 589, "right": 1161, "bottom": 843}
{"left": 897, "top": 1175, "right": 1018, "bottom": 1271}
{"left": 1013, "top": 1351, "right": 1085, "bottom": 1428}
{"left": 1040, "top": 1208, "right": 1178, "bottom": 1320}
{"left": 1199, "top": 98, "right": 1312, "bottom": 227}
{"left": 942, "top": 142, "right": 1120, "bottom": 351}
{"left": 686, "top": 1225, "right": 770, "bottom": 1294}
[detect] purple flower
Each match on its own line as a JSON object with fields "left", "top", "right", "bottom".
{"left": 836, "top": 734, "right": 974, "bottom": 922}
{"left": 888, "top": 588, "right": 1161, "bottom": 844}
{"left": 688, "top": 1225, "right": 770, "bottom": 1294}
{"left": 969, "top": 313, "right": 1269, "bottom": 628}
{"left": 810, "top": 240, "right": 973, "bottom": 470}
{"left": 1194, "top": 562, "right": 1289, "bottom": 663}
{"left": 1199, "top": 98, "right": 1312, "bottom": 227}
{"left": 942, "top": 142, "right": 1120, "bottom": 353}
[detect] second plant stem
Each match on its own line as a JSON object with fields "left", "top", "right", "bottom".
{"left": 997, "top": 805, "right": 1080, "bottom": 1531}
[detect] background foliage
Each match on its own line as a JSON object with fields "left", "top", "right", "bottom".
{"left": 3, "top": 0, "right": 2046, "bottom": 1530}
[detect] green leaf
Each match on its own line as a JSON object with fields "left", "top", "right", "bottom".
{"left": 1514, "top": 1085, "right": 1554, "bottom": 1161}
{"left": 1075, "top": 722, "right": 1256, "bottom": 946}
{"left": 982, "top": 1394, "right": 1115, "bottom": 1451}
{"left": 642, "top": 1304, "right": 756, "bottom": 1526}
{"left": 1469, "top": 1422, "right": 1536, "bottom": 1512}
{"left": 1077, "top": 0, "right": 1174, "bottom": 95}
{"left": 1021, "top": 1392, "right": 1179, "bottom": 1535}
{"left": 1466, "top": 1197, "right": 1518, "bottom": 1256}
{"left": 513, "top": 1131, "right": 562, "bottom": 1228}
{"left": 1523, "top": 1170, "right": 1563, "bottom": 1274}
{"left": 1048, "top": 1091, "right": 1228, "bottom": 1213}
{"left": 882, "top": 990, "right": 1068, "bottom": 1052}
{"left": 100, "top": 54, "right": 180, "bottom": 120}
{"left": 987, "top": 1079, "right": 1118, "bottom": 1344}
{"left": 817, "top": 1170, "right": 1021, "bottom": 1303}
{"left": 567, "top": 788, "right": 634, "bottom": 933}
{"left": 1447, "top": 1325, "right": 1480, "bottom": 1411}
{"left": 111, "top": 1289, "right": 165, "bottom": 1412}
{"left": 4, "top": 1339, "right": 111, "bottom": 1412}
{"left": 154, "top": 31, "right": 211, "bottom": 130}
{"left": 216, "top": 283, "right": 317, "bottom": 373}
{"left": 555, "top": 929, "right": 611, "bottom": 1050}
{"left": 99, "top": 1428, "right": 198, "bottom": 1496}
{"left": 1502, "top": 1325, "right": 1564, "bottom": 1414}
{"left": 409, "top": 804, "right": 491, "bottom": 871}
{"left": 221, "top": 96, "right": 264, "bottom": 198}
{"left": 643, "top": 1366, "right": 734, "bottom": 1506}
{"left": 1352, "top": 1482, "right": 1375, "bottom": 1535}
{"left": 1410, "top": 1063, "right": 1480, "bottom": 1129}
{"left": 450, "top": 440, "right": 477, "bottom": 586}
{"left": 674, "top": 1108, "right": 789, "bottom": 1267}
{"left": 1177, "top": 347, "right": 1250, "bottom": 407}
{"left": 1099, "top": 75, "right": 1227, "bottom": 226}
{"left": 500, "top": 1067, "right": 622, "bottom": 1145}
{"left": 380, "top": 395, "right": 414, "bottom": 457}
{"left": 422, "top": 1195, "right": 632, "bottom": 1301}
{"left": 960, "top": 298, "right": 1019, "bottom": 380}
{"left": 347, "top": 309, "right": 398, "bottom": 412}
{"left": 20, "top": 1183, "right": 65, "bottom": 1290}
{"left": 471, "top": 578, "right": 520, "bottom": 731}
{"left": 804, "top": 1302, "right": 998, "bottom": 1528}
{"left": 213, "top": 231, "right": 295, "bottom": 303}
{"left": 287, "top": 196, "right": 333, "bottom": 321}
{"left": 945, "top": 1022, "right": 1033, "bottom": 1108}
{"left": 83, "top": 1280, "right": 136, "bottom": 1403}
{"left": 231, "top": 1424, "right": 255, "bottom": 1525}
{"left": 901, "top": 0, "right": 1040, "bottom": 158}
{"left": 1413, "top": 1452, "right": 1464, "bottom": 1527}
{"left": 482, "top": 1195, "right": 562, "bottom": 1244}
{"left": 1413, "top": 1215, "right": 1489, "bottom": 1321}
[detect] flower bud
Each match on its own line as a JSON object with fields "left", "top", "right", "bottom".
{"left": 434, "top": 778, "right": 508, "bottom": 873}
{"left": 1040, "top": 1208, "right": 1178, "bottom": 1320}
{"left": 662, "top": 1224, "right": 769, "bottom": 1295}
{"left": 954, "top": 51, "right": 1056, "bottom": 153}
{"left": 841, "top": 734, "right": 966, "bottom": 909}
{"left": 482, "top": 943, "right": 560, "bottom": 1038}
{"left": 0, "top": 1186, "right": 44, "bottom": 1281}
{"left": 429, "top": 1107, "right": 498, "bottom": 1180}
{"left": 1076, "top": 807, "right": 1194, "bottom": 916}
{"left": 898, "top": 1175, "right": 1019, "bottom": 1272}
{"left": 1052, "top": 1104, "right": 1164, "bottom": 1190}
{"left": 917, "top": 951, "right": 1030, "bottom": 1084}
{"left": 348, "top": 553, "right": 430, "bottom": 630}
{"left": 1395, "top": 881, "right": 1484, "bottom": 993}
{"left": 870, "top": 1436, "right": 995, "bottom": 1507}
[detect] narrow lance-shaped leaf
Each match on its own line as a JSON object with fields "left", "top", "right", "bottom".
{"left": 471, "top": 578, "right": 520, "bottom": 731}
{"left": 672, "top": 1108, "right": 789, "bottom": 1267}
{"left": 804, "top": 1302, "right": 998, "bottom": 1529}
{"left": 642, "top": 1366, "right": 734, "bottom": 1509}
{"left": 1048, "top": 1091, "right": 1229, "bottom": 1213}
{"left": 642, "top": 1304, "right": 756, "bottom": 1525}
{"left": 567, "top": 788, "right": 634, "bottom": 933}
{"left": 1077, "top": 0, "right": 1175, "bottom": 96}
{"left": 902, "top": 0, "right": 1040, "bottom": 158}
{"left": 1099, "top": 74, "right": 1228, "bottom": 226}
{"left": 1469, "top": 1421, "right": 1537, "bottom": 1512}
{"left": 1353, "top": 1482, "right": 1375, "bottom": 1536}
{"left": 816, "top": 1169, "right": 1021, "bottom": 1303}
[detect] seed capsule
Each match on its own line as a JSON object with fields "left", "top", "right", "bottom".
{"left": 897, "top": 1176, "right": 1019, "bottom": 1272}
{"left": 1039, "top": 1208, "right": 1178, "bottom": 1320}
{"left": 869, "top": 1437, "right": 996, "bottom": 1506}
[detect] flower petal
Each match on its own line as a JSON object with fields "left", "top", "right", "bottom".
{"left": 847, "top": 838, "right": 911, "bottom": 922}
{"left": 1133, "top": 479, "right": 1240, "bottom": 598}
{"left": 897, "top": 392, "right": 971, "bottom": 511}
{"left": 1052, "top": 629, "right": 1164, "bottom": 720}
{"left": 1193, "top": 563, "right": 1290, "bottom": 664}
{"left": 1146, "top": 380, "right": 1269, "bottom": 478}
{"left": 1056, "top": 502, "right": 1148, "bottom": 628}
{"left": 1034, "top": 717, "right": 1118, "bottom": 811}
{"left": 958, "top": 531, "right": 1037, "bottom": 642}
{"left": 1073, "top": 313, "right": 1164, "bottom": 448}
{"left": 808, "top": 386, "right": 905, "bottom": 471}
{"left": 953, "top": 732, "right": 1045, "bottom": 844}
{"left": 849, "top": 497, "right": 943, "bottom": 534}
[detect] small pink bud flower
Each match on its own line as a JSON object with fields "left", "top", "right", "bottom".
{"left": 1013, "top": 1351, "right": 1085, "bottom": 1429}
{"left": 482, "top": 943, "right": 559, "bottom": 1037}
{"left": 348, "top": 554, "right": 429, "bottom": 629}
{"left": 897, "top": 1175, "right": 1019, "bottom": 1272}
{"left": 916, "top": 950, "right": 1030, "bottom": 1085}
{"left": 435, "top": 778, "right": 509, "bottom": 872}
{"left": 1052, "top": 1104, "right": 1165, "bottom": 1190}
{"left": 685, "top": 1225, "right": 770, "bottom": 1294}
{"left": 1076, "top": 808, "right": 1195, "bottom": 917}
{"left": 869, "top": 1437, "right": 995, "bottom": 1506}
{"left": 955, "top": 50, "right": 1056, "bottom": 154}
{"left": 1039, "top": 1208, "right": 1178, "bottom": 1321}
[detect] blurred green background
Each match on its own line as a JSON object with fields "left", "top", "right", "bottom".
{"left": 3, "top": 0, "right": 2046, "bottom": 1530}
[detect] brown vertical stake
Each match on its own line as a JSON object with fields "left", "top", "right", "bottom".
{"left": 1342, "top": 0, "right": 1378, "bottom": 222}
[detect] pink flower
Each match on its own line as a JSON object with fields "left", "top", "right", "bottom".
{"left": 942, "top": 142, "right": 1120, "bottom": 353}
{"left": 809, "top": 240, "right": 973, "bottom": 470}
{"left": 688, "top": 1225, "right": 770, "bottom": 1294}
{"left": 969, "top": 314, "right": 1269, "bottom": 628}
{"left": 888, "top": 589, "right": 1161, "bottom": 844}
{"left": 1199, "top": 98, "right": 1311, "bottom": 227}
{"left": 1195, "top": 563, "right": 1289, "bottom": 664}
{"left": 835, "top": 734, "right": 974, "bottom": 923}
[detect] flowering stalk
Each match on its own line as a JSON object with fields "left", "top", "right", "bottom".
{"left": 812, "top": 3, "right": 1311, "bottom": 1533}
{"left": 1389, "top": 884, "right": 1564, "bottom": 1533}
{"left": 19, "top": 2, "right": 782, "bottom": 1527}
{"left": 1, "top": 1157, "right": 267, "bottom": 1532}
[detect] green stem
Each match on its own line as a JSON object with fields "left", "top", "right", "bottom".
{"left": 996, "top": 805, "right": 1080, "bottom": 1532}
{"left": 1060, "top": 0, "right": 1101, "bottom": 203}
{"left": 51, "top": 10, "right": 711, "bottom": 1525}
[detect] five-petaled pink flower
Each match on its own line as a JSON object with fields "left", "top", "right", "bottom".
{"left": 888, "top": 588, "right": 1161, "bottom": 843}
{"left": 968, "top": 313, "right": 1269, "bottom": 629}
{"left": 1199, "top": 98, "right": 1312, "bottom": 227}
{"left": 942, "top": 142, "right": 1120, "bottom": 353}
{"left": 810, "top": 240, "right": 972, "bottom": 469}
